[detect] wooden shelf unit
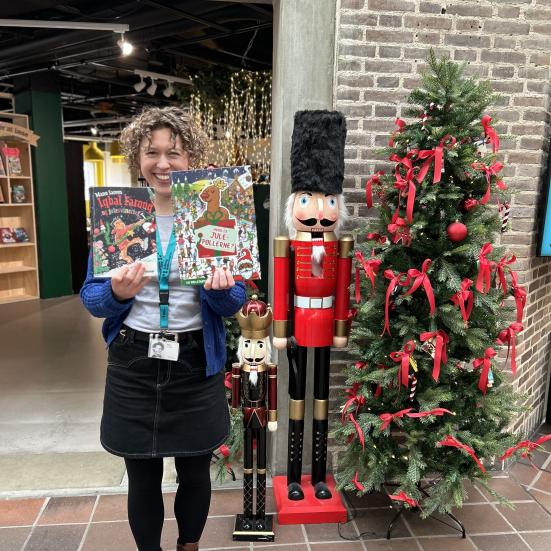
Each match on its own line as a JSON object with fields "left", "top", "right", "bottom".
{"left": 0, "top": 112, "right": 39, "bottom": 303}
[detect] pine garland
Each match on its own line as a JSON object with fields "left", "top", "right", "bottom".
{"left": 334, "top": 52, "right": 526, "bottom": 517}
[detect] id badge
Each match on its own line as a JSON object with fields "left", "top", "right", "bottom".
{"left": 148, "top": 334, "right": 179, "bottom": 361}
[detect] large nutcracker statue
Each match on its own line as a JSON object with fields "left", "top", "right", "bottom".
{"left": 273, "top": 110, "right": 353, "bottom": 501}
{"left": 232, "top": 296, "right": 278, "bottom": 541}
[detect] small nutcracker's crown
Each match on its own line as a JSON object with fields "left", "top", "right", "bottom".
{"left": 236, "top": 295, "right": 273, "bottom": 338}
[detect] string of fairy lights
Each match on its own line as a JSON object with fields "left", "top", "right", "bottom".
{"left": 189, "top": 69, "right": 272, "bottom": 178}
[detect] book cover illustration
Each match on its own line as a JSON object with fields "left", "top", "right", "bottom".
{"left": 11, "top": 184, "right": 26, "bottom": 203}
{"left": 171, "top": 166, "right": 261, "bottom": 285}
{"left": 13, "top": 227, "right": 29, "bottom": 242}
{"left": 0, "top": 227, "right": 16, "bottom": 244}
{"left": 90, "top": 186, "right": 157, "bottom": 277}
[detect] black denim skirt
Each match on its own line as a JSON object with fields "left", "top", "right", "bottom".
{"left": 100, "top": 329, "right": 229, "bottom": 458}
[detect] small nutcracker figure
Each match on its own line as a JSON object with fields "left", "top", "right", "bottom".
{"left": 232, "top": 295, "right": 277, "bottom": 541}
{"left": 273, "top": 110, "right": 354, "bottom": 501}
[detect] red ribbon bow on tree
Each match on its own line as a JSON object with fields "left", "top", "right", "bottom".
{"left": 471, "top": 161, "right": 504, "bottom": 205}
{"left": 510, "top": 271, "right": 527, "bottom": 324}
{"left": 500, "top": 434, "right": 551, "bottom": 461}
{"left": 414, "top": 135, "right": 456, "bottom": 185}
{"left": 388, "top": 118, "right": 406, "bottom": 147}
{"left": 404, "top": 259, "right": 436, "bottom": 316}
{"left": 394, "top": 167, "right": 418, "bottom": 224}
{"left": 218, "top": 444, "right": 231, "bottom": 458}
{"left": 341, "top": 383, "right": 366, "bottom": 425}
{"left": 347, "top": 413, "right": 365, "bottom": 449}
{"left": 496, "top": 322, "right": 523, "bottom": 377}
{"left": 495, "top": 254, "right": 517, "bottom": 300}
{"left": 451, "top": 278, "right": 474, "bottom": 324}
{"left": 390, "top": 341, "right": 416, "bottom": 388}
{"left": 419, "top": 330, "right": 449, "bottom": 381}
{"left": 224, "top": 372, "right": 232, "bottom": 389}
{"left": 352, "top": 471, "right": 365, "bottom": 491}
{"left": 354, "top": 250, "right": 382, "bottom": 302}
{"left": 481, "top": 115, "right": 500, "bottom": 153}
{"left": 476, "top": 243, "right": 495, "bottom": 294}
{"left": 367, "top": 232, "right": 387, "bottom": 245}
{"left": 437, "top": 435, "right": 486, "bottom": 474}
{"left": 365, "top": 171, "right": 385, "bottom": 209}
{"left": 408, "top": 408, "right": 453, "bottom": 419}
{"left": 387, "top": 216, "right": 412, "bottom": 246}
{"left": 389, "top": 491, "right": 419, "bottom": 508}
{"left": 379, "top": 408, "right": 414, "bottom": 430}
{"left": 472, "top": 347, "right": 497, "bottom": 394}
{"left": 382, "top": 270, "right": 411, "bottom": 336}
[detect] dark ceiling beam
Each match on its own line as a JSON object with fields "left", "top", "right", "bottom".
{"left": 137, "top": 0, "right": 230, "bottom": 32}
{"left": 161, "top": 48, "right": 242, "bottom": 71}
{"left": 202, "top": 45, "right": 270, "bottom": 67}
{"left": 243, "top": 4, "right": 273, "bottom": 18}
{"left": 169, "top": 21, "right": 271, "bottom": 47}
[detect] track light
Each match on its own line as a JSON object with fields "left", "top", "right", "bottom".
{"left": 146, "top": 78, "right": 157, "bottom": 96}
{"left": 163, "top": 81, "right": 175, "bottom": 98}
{"left": 134, "top": 75, "right": 146, "bottom": 92}
{"left": 90, "top": 126, "right": 99, "bottom": 136}
{"left": 118, "top": 33, "right": 134, "bottom": 56}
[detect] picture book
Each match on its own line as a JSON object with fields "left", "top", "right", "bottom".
{"left": 171, "top": 166, "right": 261, "bottom": 285}
{"left": 13, "top": 227, "right": 29, "bottom": 242}
{"left": 90, "top": 186, "right": 157, "bottom": 277}
{"left": 0, "top": 227, "right": 16, "bottom": 244}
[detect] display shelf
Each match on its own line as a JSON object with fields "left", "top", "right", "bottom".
{"left": 0, "top": 111, "right": 39, "bottom": 303}
{"left": 0, "top": 265, "right": 36, "bottom": 274}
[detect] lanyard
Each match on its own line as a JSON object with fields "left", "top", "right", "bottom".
{"left": 156, "top": 226, "right": 177, "bottom": 329}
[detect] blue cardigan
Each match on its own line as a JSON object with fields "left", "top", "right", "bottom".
{"left": 80, "top": 256, "right": 246, "bottom": 377}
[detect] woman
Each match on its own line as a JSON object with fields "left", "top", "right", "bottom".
{"left": 81, "top": 106, "right": 246, "bottom": 551}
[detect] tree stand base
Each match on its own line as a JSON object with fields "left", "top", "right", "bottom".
{"left": 232, "top": 514, "right": 275, "bottom": 542}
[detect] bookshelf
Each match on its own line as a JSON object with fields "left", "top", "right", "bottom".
{"left": 0, "top": 111, "right": 39, "bottom": 304}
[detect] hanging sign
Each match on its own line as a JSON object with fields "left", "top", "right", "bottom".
{"left": 0, "top": 122, "right": 40, "bottom": 146}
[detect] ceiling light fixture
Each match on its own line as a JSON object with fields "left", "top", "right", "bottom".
{"left": 90, "top": 126, "right": 99, "bottom": 136}
{"left": 146, "top": 78, "right": 157, "bottom": 96}
{"left": 134, "top": 75, "right": 146, "bottom": 92}
{"left": 117, "top": 33, "right": 134, "bottom": 56}
{"left": 163, "top": 81, "right": 175, "bottom": 98}
{"left": 134, "top": 69, "right": 192, "bottom": 87}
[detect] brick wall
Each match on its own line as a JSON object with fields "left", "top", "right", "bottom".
{"left": 331, "top": 0, "right": 551, "bottom": 456}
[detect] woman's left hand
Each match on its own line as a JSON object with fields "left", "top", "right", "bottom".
{"left": 204, "top": 267, "right": 235, "bottom": 290}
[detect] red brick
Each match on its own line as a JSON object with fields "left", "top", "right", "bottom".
{"left": 481, "top": 50, "right": 526, "bottom": 65}
{"left": 338, "top": 59, "right": 363, "bottom": 72}
{"left": 379, "top": 14, "right": 403, "bottom": 27}
{"left": 365, "top": 60, "right": 413, "bottom": 73}
{"left": 368, "top": 0, "right": 415, "bottom": 11}
{"left": 340, "top": 12, "right": 377, "bottom": 26}
{"left": 340, "top": 26, "right": 364, "bottom": 41}
{"left": 444, "top": 34, "right": 491, "bottom": 48}
{"left": 339, "top": 74, "right": 375, "bottom": 88}
{"left": 447, "top": 3, "right": 493, "bottom": 17}
{"left": 404, "top": 46, "right": 449, "bottom": 60}
{"left": 366, "top": 29, "right": 414, "bottom": 44}
{"left": 405, "top": 15, "right": 452, "bottom": 30}
{"left": 340, "top": 44, "right": 377, "bottom": 57}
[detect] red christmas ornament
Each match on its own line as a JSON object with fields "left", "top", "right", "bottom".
{"left": 462, "top": 198, "right": 478, "bottom": 212}
{"left": 107, "top": 245, "right": 116, "bottom": 253}
{"left": 447, "top": 221, "right": 468, "bottom": 242}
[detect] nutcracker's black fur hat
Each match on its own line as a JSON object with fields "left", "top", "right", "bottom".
{"left": 291, "top": 110, "right": 347, "bottom": 195}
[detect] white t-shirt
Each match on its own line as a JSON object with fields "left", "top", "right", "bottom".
{"left": 123, "top": 215, "right": 203, "bottom": 332}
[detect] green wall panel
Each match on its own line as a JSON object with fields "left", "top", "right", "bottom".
{"left": 16, "top": 90, "right": 73, "bottom": 298}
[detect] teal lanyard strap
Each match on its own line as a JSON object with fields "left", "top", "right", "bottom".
{"left": 156, "top": 226, "right": 177, "bottom": 330}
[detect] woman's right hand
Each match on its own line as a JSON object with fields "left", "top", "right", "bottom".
{"left": 111, "top": 262, "right": 149, "bottom": 301}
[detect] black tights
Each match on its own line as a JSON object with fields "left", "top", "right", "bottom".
{"left": 124, "top": 454, "right": 212, "bottom": 551}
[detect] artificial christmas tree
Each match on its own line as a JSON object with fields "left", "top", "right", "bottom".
{"left": 334, "top": 53, "right": 528, "bottom": 519}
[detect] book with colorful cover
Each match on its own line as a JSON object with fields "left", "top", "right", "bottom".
{"left": 171, "top": 166, "right": 261, "bottom": 285}
{"left": 13, "top": 227, "right": 29, "bottom": 242}
{"left": 0, "top": 227, "right": 16, "bottom": 244}
{"left": 90, "top": 186, "right": 157, "bottom": 277}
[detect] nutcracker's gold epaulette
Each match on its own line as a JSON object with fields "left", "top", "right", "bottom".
{"left": 274, "top": 236, "right": 290, "bottom": 257}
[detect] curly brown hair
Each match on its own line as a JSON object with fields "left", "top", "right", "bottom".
{"left": 120, "top": 106, "right": 207, "bottom": 171}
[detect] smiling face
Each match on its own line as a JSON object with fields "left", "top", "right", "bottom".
{"left": 139, "top": 127, "right": 190, "bottom": 198}
{"left": 292, "top": 190, "right": 339, "bottom": 233}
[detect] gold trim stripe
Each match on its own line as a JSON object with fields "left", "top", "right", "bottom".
{"left": 334, "top": 319, "right": 349, "bottom": 337}
{"left": 243, "top": 468, "right": 253, "bottom": 474}
{"left": 274, "top": 236, "right": 290, "bottom": 257}
{"left": 273, "top": 320, "right": 287, "bottom": 338}
{"left": 242, "top": 363, "right": 267, "bottom": 372}
{"left": 257, "top": 468, "right": 267, "bottom": 475}
{"left": 339, "top": 235, "right": 354, "bottom": 257}
{"left": 268, "top": 410, "right": 277, "bottom": 422}
{"left": 313, "top": 399, "right": 328, "bottom": 420}
{"left": 289, "top": 399, "right": 305, "bottom": 420}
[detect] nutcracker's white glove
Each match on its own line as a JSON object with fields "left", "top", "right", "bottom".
{"left": 268, "top": 421, "right": 278, "bottom": 432}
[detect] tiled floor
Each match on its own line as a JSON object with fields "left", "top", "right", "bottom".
{"left": 3, "top": 442, "right": 551, "bottom": 551}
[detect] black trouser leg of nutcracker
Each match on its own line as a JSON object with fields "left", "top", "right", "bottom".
{"left": 312, "top": 347, "right": 332, "bottom": 499}
{"left": 256, "top": 426, "right": 267, "bottom": 520}
{"left": 287, "top": 345, "right": 307, "bottom": 499}
{"left": 243, "top": 428, "right": 254, "bottom": 519}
